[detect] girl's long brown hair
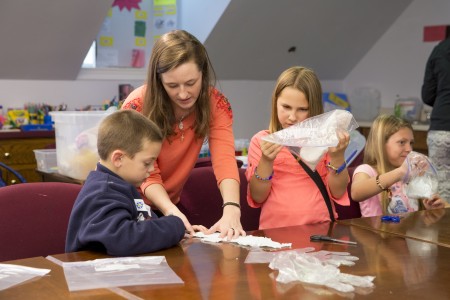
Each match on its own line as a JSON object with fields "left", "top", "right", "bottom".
{"left": 143, "top": 30, "right": 216, "bottom": 139}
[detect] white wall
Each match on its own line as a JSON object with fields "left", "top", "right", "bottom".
{"left": 221, "top": 79, "right": 343, "bottom": 139}
{"left": 179, "top": 0, "right": 230, "bottom": 42}
{"left": 344, "top": 0, "right": 450, "bottom": 110}
{"left": 0, "top": 0, "right": 446, "bottom": 139}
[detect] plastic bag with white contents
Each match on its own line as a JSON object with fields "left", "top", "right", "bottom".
{"left": 268, "top": 251, "right": 374, "bottom": 293}
{"left": 403, "top": 151, "right": 439, "bottom": 200}
{"left": 262, "top": 110, "right": 359, "bottom": 170}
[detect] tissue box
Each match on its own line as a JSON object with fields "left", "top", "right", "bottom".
{"left": 33, "top": 149, "right": 58, "bottom": 173}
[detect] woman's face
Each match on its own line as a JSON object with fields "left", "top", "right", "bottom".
{"left": 276, "top": 87, "right": 309, "bottom": 129}
{"left": 385, "top": 127, "right": 414, "bottom": 167}
{"left": 160, "top": 61, "right": 203, "bottom": 115}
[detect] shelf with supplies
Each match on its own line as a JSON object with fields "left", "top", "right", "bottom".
{"left": 0, "top": 130, "right": 55, "bottom": 184}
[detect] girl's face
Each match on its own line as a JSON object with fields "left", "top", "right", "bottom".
{"left": 160, "top": 61, "right": 202, "bottom": 116}
{"left": 276, "top": 87, "right": 309, "bottom": 128}
{"left": 385, "top": 127, "right": 414, "bottom": 167}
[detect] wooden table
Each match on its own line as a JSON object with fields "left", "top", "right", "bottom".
{"left": 2, "top": 219, "right": 450, "bottom": 299}
{"left": 339, "top": 207, "right": 450, "bottom": 247}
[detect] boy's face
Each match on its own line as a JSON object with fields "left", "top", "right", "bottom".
{"left": 118, "top": 139, "right": 162, "bottom": 187}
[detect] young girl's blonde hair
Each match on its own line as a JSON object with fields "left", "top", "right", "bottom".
{"left": 268, "top": 66, "right": 323, "bottom": 133}
{"left": 364, "top": 114, "right": 413, "bottom": 213}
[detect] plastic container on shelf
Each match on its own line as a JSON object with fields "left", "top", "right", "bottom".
{"left": 33, "top": 149, "right": 58, "bottom": 173}
{"left": 394, "top": 97, "right": 423, "bottom": 123}
{"left": 49, "top": 110, "right": 113, "bottom": 180}
{"left": 235, "top": 138, "right": 249, "bottom": 156}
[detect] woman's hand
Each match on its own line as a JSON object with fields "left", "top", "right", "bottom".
{"left": 207, "top": 206, "right": 246, "bottom": 240}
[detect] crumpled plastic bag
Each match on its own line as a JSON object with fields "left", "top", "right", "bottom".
{"left": 308, "top": 250, "right": 359, "bottom": 267}
{"left": 245, "top": 247, "right": 316, "bottom": 264}
{"left": 0, "top": 264, "right": 50, "bottom": 291}
{"left": 262, "top": 109, "right": 358, "bottom": 170}
{"left": 268, "top": 251, "right": 374, "bottom": 293}
{"left": 403, "top": 151, "right": 439, "bottom": 199}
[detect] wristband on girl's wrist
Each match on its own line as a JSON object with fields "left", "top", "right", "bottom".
{"left": 326, "top": 161, "right": 347, "bottom": 174}
{"left": 254, "top": 166, "right": 273, "bottom": 181}
{"left": 376, "top": 174, "right": 389, "bottom": 191}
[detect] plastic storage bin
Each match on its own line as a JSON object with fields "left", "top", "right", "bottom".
{"left": 33, "top": 149, "right": 58, "bottom": 173}
{"left": 49, "top": 111, "right": 111, "bottom": 180}
{"left": 345, "top": 130, "right": 366, "bottom": 166}
{"left": 394, "top": 97, "right": 423, "bottom": 123}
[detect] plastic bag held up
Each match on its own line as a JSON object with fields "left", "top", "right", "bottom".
{"left": 262, "top": 110, "right": 359, "bottom": 170}
{"left": 403, "top": 151, "right": 439, "bottom": 199}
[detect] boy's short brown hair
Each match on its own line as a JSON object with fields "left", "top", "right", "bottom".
{"left": 97, "top": 110, "right": 164, "bottom": 160}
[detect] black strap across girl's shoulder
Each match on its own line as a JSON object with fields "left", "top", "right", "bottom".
{"left": 293, "top": 154, "right": 335, "bottom": 222}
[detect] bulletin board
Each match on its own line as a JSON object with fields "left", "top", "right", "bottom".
{"left": 96, "top": 0, "right": 178, "bottom": 68}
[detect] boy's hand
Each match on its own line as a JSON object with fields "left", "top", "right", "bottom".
{"left": 191, "top": 225, "right": 208, "bottom": 233}
{"left": 166, "top": 208, "right": 195, "bottom": 235}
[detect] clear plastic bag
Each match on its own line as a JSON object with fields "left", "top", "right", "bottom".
{"left": 62, "top": 256, "right": 183, "bottom": 292}
{"left": 245, "top": 247, "right": 315, "bottom": 264}
{"left": 268, "top": 251, "right": 374, "bottom": 293}
{"left": 0, "top": 264, "right": 50, "bottom": 291}
{"left": 403, "top": 151, "right": 439, "bottom": 199}
{"left": 262, "top": 110, "right": 359, "bottom": 170}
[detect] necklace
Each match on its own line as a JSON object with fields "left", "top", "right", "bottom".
{"left": 177, "top": 113, "right": 188, "bottom": 142}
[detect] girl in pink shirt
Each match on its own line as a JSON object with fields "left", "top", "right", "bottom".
{"left": 245, "top": 66, "right": 350, "bottom": 229}
{"left": 351, "top": 115, "right": 446, "bottom": 217}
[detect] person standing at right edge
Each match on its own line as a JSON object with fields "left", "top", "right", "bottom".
{"left": 422, "top": 36, "right": 450, "bottom": 203}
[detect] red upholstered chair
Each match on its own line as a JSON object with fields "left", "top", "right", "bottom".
{"left": 177, "top": 158, "right": 260, "bottom": 231}
{"left": 0, "top": 182, "right": 82, "bottom": 261}
{"left": 335, "top": 166, "right": 362, "bottom": 220}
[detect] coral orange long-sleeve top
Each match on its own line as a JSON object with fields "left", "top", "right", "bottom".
{"left": 122, "top": 85, "right": 239, "bottom": 205}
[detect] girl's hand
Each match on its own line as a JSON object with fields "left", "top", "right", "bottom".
{"left": 402, "top": 153, "right": 429, "bottom": 182}
{"left": 423, "top": 194, "right": 447, "bottom": 210}
{"left": 328, "top": 130, "right": 349, "bottom": 160}
{"left": 260, "top": 140, "right": 283, "bottom": 161}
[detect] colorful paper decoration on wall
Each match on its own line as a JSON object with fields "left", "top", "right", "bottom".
{"left": 112, "top": 0, "right": 142, "bottom": 12}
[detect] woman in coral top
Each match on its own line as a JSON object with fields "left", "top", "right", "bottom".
{"left": 245, "top": 66, "right": 350, "bottom": 229}
{"left": 122, "top": 30, "right": 244, "bottom": 238}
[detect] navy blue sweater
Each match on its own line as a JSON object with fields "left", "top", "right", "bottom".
{"left": 65, "top": 163, "right": 185, "bottom": 256}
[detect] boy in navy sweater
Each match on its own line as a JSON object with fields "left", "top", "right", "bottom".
{"left": 66, "top": 110, "right": 191, "bottom": 256}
